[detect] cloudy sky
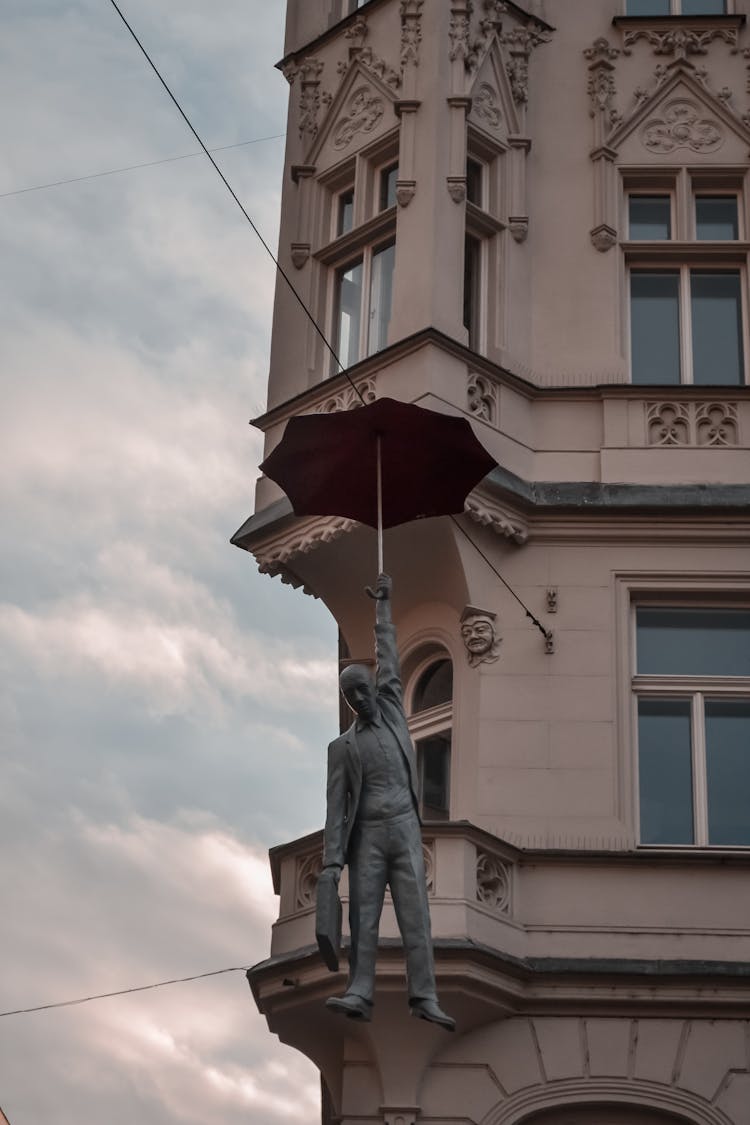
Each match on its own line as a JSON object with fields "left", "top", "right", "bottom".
{"left": 1, "top": 2, "right": 337, "bottom": 1121}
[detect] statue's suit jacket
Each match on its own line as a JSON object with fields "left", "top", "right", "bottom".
{"left": 323, "top": 619, "right": 420, "bottom": 871}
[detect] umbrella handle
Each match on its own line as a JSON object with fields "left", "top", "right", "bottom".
{"left": 376, "top": 433, "right": 383, "bottom": 576}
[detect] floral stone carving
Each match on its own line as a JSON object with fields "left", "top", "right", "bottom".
{"left": 642, "top": 100, "right": 724, "bottom": 154}
{"left": 473, "top": 82, "right": 502, "bottom": 128}
{"left": 333, "top": 86, "right": 386, "bottom": 150}
{"left": 467, "top": 372, "right": 497, "bottom": 423}
{"left": 315, "top": 378, "right": 377, "bottom": 413}
{"left": 696, "top": 402, "right": 739, "bottom": 446}
{"left": 296, "top": 851, "right": 324, "bottom": 910}
{"left": 646, "top": 401, "right": 738, "bottom": 447}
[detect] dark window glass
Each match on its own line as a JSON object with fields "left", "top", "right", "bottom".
{"left": 463, "top": 234, "right": 481, "bottom": 350}
{"left": 380, "top": 164, "right": 398, "bottom": 210}
{"left": 682, "top": 0, "right": 726, "bottom": 13}
{"left": 630, "top": 271, "right": 681, "bottom": 384}
{"left": 626, "top": 0, "right": 670, "bottom": 13}
{"left": 629, "top": 195, "right": 671, "bottom": 239}
{"left": 637, "top": 608, "right": 750, "bottom": 677}
{"left": 696, "top": 196, "right": 738, "bottom": 241}
{"left": 638, "top": 698, "right": 694, "bottom": 845}
{"left": 334, "top": 258, "right": 363, "bottom": 367}
{"left": 367, "top": 241, "right": 395, "bottom": 356}
{"left": 467, "top": 159, "right": 483, "bottom": 207}
{"left": 338, "top": 189, "right": 354, "bottom": 237}
{"left": 417, "top": 733, "right": 451, "bottom": 820}
{"left": 691, "top": 271, "right": 744, "bottom": 386}
{"left": 705, "top": 700, "right": 750, "bottom": 845}
{"left": 413, "top": 659, "right": 453, "bottom": 713}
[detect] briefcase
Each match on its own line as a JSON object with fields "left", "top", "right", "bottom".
{"left": 315, "top": 875, "right": 342, "bottom": 972}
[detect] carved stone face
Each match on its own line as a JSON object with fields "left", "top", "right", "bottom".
{"left": 460, "top": 613, "right": 501, "bottom": 667}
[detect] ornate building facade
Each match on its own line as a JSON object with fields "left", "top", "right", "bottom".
{"left": 234, "top": 1, "right": 750, "bottom": 1122}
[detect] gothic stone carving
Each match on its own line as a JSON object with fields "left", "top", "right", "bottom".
{"left": 447, "top": 177, "right": 467, "bottom": 203}
{"left": 449, "top": 3, "right": 474, "bottom": 67}
{"left": 476, "top": 850, "right": 512, "bottom": 913}
{"left": 467, "top": 372, "right": 497, "bottom": 423}
{"left": 296, "top": 850, "right": 324, "bottom": 910}
{"left": 400, "top": 0, "right": 424, "bottom": 71}
{"left": 461, "top": 605, "right": 502, "bottom": 667}
{"left": 255, "top": 516, "right": 357, "bottom": 578}
{"left": 647, "top": 401, "right": 739, "bottom": 447}
{"left": 396, "top": 181, "right": 416, "bottom": 207}
{"left": 590, "top": 224, "right": 618, "bottom": 252}
{"left": 315, "top": 378, "right": 377, "bottom": 413}
{"left": 623, "top": 26, "right": 738, "bottom": 59}
{"left": 500, "top": 25, "right": 551, "bottom": 106}
{"left": 642, "top": 99, "right": 724, "bottom": 153}
{"left": 290, "top": 243, "right": 310, "bottom": 269}
{"left": 583, "top": 38, "right": 622, "bottom": 125}
{"left": 333, "top": 85, "right": 386, "bottom": 150}
{"left": 464, "top": 495, "right": 528, "bottom": 544}
{"left": 509, "top": 217, "right": 529, "bottom": 243}
{"left": 298, "top": 58, "right": 325, "bottom": 138}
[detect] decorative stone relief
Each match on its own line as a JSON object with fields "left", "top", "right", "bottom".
{"left": 461, "top": 606, "right": 502, "bottom": 667}
{"left": 590, "top": 226, "right": 618, "bottom": 252}
{"left": 345, "top": 16, "right": 369, "bottom": 52}
{"left": 546, "top": 587, "right": 558, "bottom": 613}
{"left": 255, "top": 515, "right": 357, "bottom": 578}
{"left": 290, "top": 243, "right": 310, "bottom": 269}
{"left": 500, "top": 25, "right": 551, "bottom": 106}
{"left": 396, "top": 181, "right": 416, "bottom": 207}
{"left": 315, "top": 378, "right": 377, "bottom": 413}
{"left": 280, "top": 61, "right": 298, "bottom": 86}
{"left": 583, "top": 37, "right": 622, "bottom": 125}
{"left": 338, "top": 47, "right": 401, "bottom": 91}
{"left": 509, "top": 217, "right": 529, "bottom": 243}
{"left": 400, "top": 0, "right": 424, "bottom": 71}
{"left": 464, "top": 495, "right": 528, "bottom": 544}
{"left": 641, "top": 99, "right": 724, "bottom": 153}
{"left": 623, "top": 26, "right": 738, "bottom": 59}
{"left": 467, "top": 372, "right": 497, "bottom": 423}
{"left": 298, "top": 58, "right": 325, "bottom": 138}
{"left": 422, "top": 840, "right": 435, "bottom": 895}
{"left": 476, "top": 850, "right": 512, "bottom": 913}
{"left": 447, "top": 177, "right": 467, "bottom": 203}
{"left": 473, "top": 82, "right": 502, "bottom": 128}
{"left": 449, "top": 2, "right": 474, "bottom": 67}
{"left": 296, "top": 851, "right": 323, "bottom": 910}
{"left": 696, "top": 402, "right": 739, "bottom": 446}
{"left": 646, "top": 401, "right": 738, "bottom": 446}
{"left": 333, "top": 85, "right": 386, "bottom": 150}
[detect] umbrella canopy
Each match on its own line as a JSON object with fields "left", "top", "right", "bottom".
{"left": 260, "top": 397, "right": 496, "bottom": 532}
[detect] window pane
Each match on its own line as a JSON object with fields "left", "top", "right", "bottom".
{"left": 467, "top": 159, "right": 483, "bottom": 207}
{"left": 637, "top": 608, "right": 750, "bottom": 677}
{"left": 463, "top": 235, "right": 481, "bottom": 350}
{"left": 629, "top": 196, "right": 671, "bottom": 240}
{"left": 638, "top": 698, "right": 694, "bottom": 845}
{"left": 705, "top": 700, "right": 750, "bottom": 846}
{"left": 417, "top": 733, "right": 450, "bottom": 820}
{"left": 626, "top": 0, "right": 670, "bottom": 12}
{"left": 335, "top": 258, "right": 363, "bottom": 367}
{"left": 413, "top": 659, "right": 453, "bottom": 712}
{"left": 630, "top": 272, "right": 681, "bottom": 385}
{"left": 691, "top": 271, "right": 744, "bottom": 386}
{"left": 380, "top": 164, "right": 398, "bottom": 210}
{"left": 695, "top": 196, "right": 738, "bottom": 241}
{"left": 682, "top": 0, "right": 726, "bottom": 13}
{"left": 338, "top": 189, "right": 354, "bottom": 237}
{"left": 367, "top": 241, "right": 394, "bottom": 356}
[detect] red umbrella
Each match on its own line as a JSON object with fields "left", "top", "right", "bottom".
{"left": 260, "top": 397, "right": 496, "bottom": 572}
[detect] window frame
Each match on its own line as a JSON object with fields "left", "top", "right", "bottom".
{"left": 623, "top": 0, "right": 731, "bottom": 14}
{"left": 625, "top": 590, "right": 750, "bottom": 849}
{"left": 622, "top": 169, "right": 750, "bottom": 385}
{"left": 405, "top": 651, "right": 454, "bottom": 822}
{"left": 331, "top": 237, "right": 396, "bottom": 368}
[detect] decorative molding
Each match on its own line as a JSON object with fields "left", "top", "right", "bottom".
{"left": 255, "top": 516, "right": 357, "bottom": 580}
{"left": 315, "top": 378, "right": 377, "bottom": 413}
{"left": 396, "top": 180, "right": 416, "bottom": 207}
{"left": 298, "top": 58, "right": 325, "bottom": 138}
{"left": 584, "top": 37, "right": 622, "bottom": 126}
{"left": 464, "top": 494, "right": 528, "bottom": 544}
{"left": 546, "top": 588, "right": 558, "bottom": 614}
{"left": 280, "top": 61, "right": 298, "bottom": 86}
{"left": 400, "top": 0, "right": 424, "bottom": 71}
{"left": 646, "top": 401, "right": 739, "bottom": 447}
{"left": 474, "top": 81, "right": 502, "bottom": 127}
{"left": 590, "top": 223, "right": 617, "bottom": 252}
{"left": 508, "top": 216, "right": 529, "bottom": 243}
{"left": 476, "top": 850, "right": 512, "bottom": 914}
{"left": 447, "top": 176, "right": 467, "bottom": 203}
{"left": 344, "top": 15, "right": 369, "bottom": 52}
{"left": 641, "top": 98, "right": 724, "bottom": 153}
{"left": 296, "top": 850, "right": 323, "bottom": 910}
{"left": 332, "top": 85, "right": 386, "bottom": 150}
{"left": 467, "top": 372, "right": 497, "bottom": 423}
{"left": 422, "top": 839, "right": 435, "bottom": 896}
{"left": 290, "top": 243, "right": 310, "bottom": 269}
{"left": 341, "top": 46, "right": 401, "bottom": 91}
{"left": 623, "top": 25, "right": 738, "bottom": 59}
{"left": 449, "top": 2, "right": 474, "bottom": 67}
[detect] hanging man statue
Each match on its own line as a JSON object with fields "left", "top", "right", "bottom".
{"left": 318, "top": 573, "right": 455, "bottom": 1031}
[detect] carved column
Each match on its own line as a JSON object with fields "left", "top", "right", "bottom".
{"left": 447, "top": 96, "right": 472, "bottom": 202}
{"left": 508, "top": 136, "right": 531, "bottom": 242}
{"left": 289, "top": 164, "right": 316, "bottom": 269}
{"left": 584, "top": 38, "right": 621, "bottom": 251}
{"left": 396, "top": 0, "right": 424, "bottom": 207}
{"left": 298, "top": 58, "right": 325, "bottom": 139}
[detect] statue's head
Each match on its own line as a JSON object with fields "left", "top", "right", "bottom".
{"left": 339, "top": 664, "right": 377, "bottom": 722}
{"left": 460, "top": 606, "right": 501, "bottom": 667}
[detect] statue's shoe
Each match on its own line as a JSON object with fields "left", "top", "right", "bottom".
{"left": 325, "top": 993, "right": 373, "bottom": 1021}
{"left": 409, "top": 998, "right": 455, "bottom": 1032}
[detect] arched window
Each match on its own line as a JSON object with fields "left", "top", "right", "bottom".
{"left": 405, "top": 649, "right": 453, "bottom": 822}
